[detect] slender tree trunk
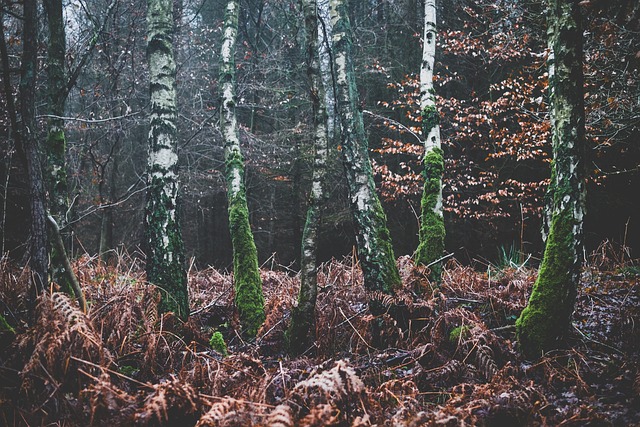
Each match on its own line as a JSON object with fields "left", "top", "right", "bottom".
{"left": 43, "top": 0, "right": 74, "bottom": 295}
{"left": 288, "top": 0, "right": 329, "bottom": 354}
{"left": 220, "top": 0, "right": 265, "bottom": 337}
{"left": 516, "top": 0, "right": 586, "bottom": 358}
{"left": 144, "top": 0, "right": 189, "bottom": 319}
{"left": 20, "top": 0, "right": 48, "bottom": 300}
{"left": 414, "top": 0, "right": 445, "bottom": 283}
{"left": 329, "top": 0, "right": 401, "bottom": 313}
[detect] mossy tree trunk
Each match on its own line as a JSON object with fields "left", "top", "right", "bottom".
{"left": 43, "top": 0, "right": 73, "bottom": 295}
{"left": 329, "top": 0, "right": 401, "bottom": 313}
{"left": 21, "top": 0, "right": 48, "bottom": 299}
{"left": 220, "top": 0, "right": 265, "bottom": 337}
{"left": 414, "top": 0, "right": 445, "bottom": 284}
{"left": 516, "top": 0, "right": 586, "bottom": 358}
{"left": 288, "top": 0, "right": 329, "bottom": 354}
{"left": 144, "top": 0, "right": 189, "bottom": 319}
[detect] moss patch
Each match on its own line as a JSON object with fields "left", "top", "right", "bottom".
{"left": 421, "top": 104, "right": 439, "bottom": 136}
{"left": 449, "top": 325, "right": 470, "bottom": 344}
{"left": 228, "top": 192, "right": 265, "bottom": 338}
{"left": 209, "top": 331, "right": 228, "bottom": 357}
{"left": 415, "top": 147, "right": 445, "bottom": 283}
{"left": 516, "top": 209, "right": 576, "bottom": 358}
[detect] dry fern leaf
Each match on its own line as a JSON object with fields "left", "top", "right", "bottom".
{"left": 196, "top": 397, "right": 237, "bottom": 426}
{"left": 299, "top": 403, "right": 340, "bottom": 427}
{"left": 291, "top": 359, "right": 364, "bottom": 408}
{"left": 266, "top": 404, "right": 294, "bottom": 427}
{"left": 135, "top": 376, "right": 199, "bottom": 425}
{"left": 22, "top": 292, "right": 108, "bottom": 394}
{"left": 81, "top": 373, "right": 135, "bottom": 425}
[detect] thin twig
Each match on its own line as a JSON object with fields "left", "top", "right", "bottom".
{"left": 338, "top": 307, "right": 375, "bottom": 350}
{"left": 37, "top": 111, "right": 140, "bottom": 124}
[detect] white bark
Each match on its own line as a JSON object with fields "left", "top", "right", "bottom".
{"left": 420, "top": 0, "right": 443, "bottom": 217}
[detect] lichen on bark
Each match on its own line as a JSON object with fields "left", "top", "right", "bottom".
{"left": 329, "top": 0, "right": 401, "bottom": 309}
{"left": 144, "top": 0, "right": 189, "bottom": 320}
{"left": 516, "top": 0, "right": 585, "bottom": 358}
{"left": 288, "top": 0, "right": 329, "bottom": 355}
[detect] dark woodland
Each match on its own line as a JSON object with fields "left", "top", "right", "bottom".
{"left": 0, "top": 0, "right": 639, "bottom": 425}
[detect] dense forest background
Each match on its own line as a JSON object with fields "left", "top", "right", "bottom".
{"left": 1, "top": 0, "right": 638, "bottom": 270}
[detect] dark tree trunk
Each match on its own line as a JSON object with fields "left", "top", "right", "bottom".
{"left": 516, "top": 0, "right": 586, "bottom": 358}
{"left": 20, "top": 0, "right": 48, "bottom": 300}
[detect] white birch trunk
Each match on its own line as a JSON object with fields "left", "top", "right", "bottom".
{"left": 144, "top": 0, "right": 189, "bottom": 319}
{"left": 219, "top": 0, "right": 265, "bottom": 337}
{"left": 415, "top": 0, "right": 445, "bottom": 282}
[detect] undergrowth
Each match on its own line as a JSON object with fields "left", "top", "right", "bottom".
{"left": 0, "top": 247, "right": 638, "bottom": 426}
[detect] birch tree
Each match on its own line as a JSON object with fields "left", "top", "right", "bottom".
{"left": 516, "top": 0, "right": 586, "bottom": 358}
{"left": 220, "top": 0, "right": 265, "bottom": 337}
{"left": 414, "top": 0, "right": 445, "bottom": 283}
{"left": 329, "top": 0, "right": 401, "bottom": 311}
{"left": 144, "top": 0, "right": 189, "bottom": 319}
{"left": 288, "top": 0, "right": 329, "bottom": 354}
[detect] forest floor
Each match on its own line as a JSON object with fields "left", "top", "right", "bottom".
{"left": 0, "top": 242, "right": 639, "bottom": 426}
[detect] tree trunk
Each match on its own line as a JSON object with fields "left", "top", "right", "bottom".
{"left": 44, "top": 0, "right": 73, "bottom": 294}
{"left": 220, "top": 0, "right": 265, "bottom": 337}
{"left": 20, "top": 0, "right": 48, "bottom": 300}
{"left": 414, "top": 0, "right": 445, "bottom": 284}
{"left": 329, "top": 0, "right": 401, "bottom": 313}
{"left": 516, "top": 0, "right": 586, "bottom": 358}
{"left": 144, "top": 0, "right": 189, "bottom": 319}
{"left": 288, "top": 0, "right": 330, "bottom": 354}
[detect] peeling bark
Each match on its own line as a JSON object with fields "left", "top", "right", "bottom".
{"left": 329, "top": 0, "right": 400, "bottom": 312}
{"left": 220, "top": 0, "right": 265, "bottom": 338}
{"left": 516, "top": 0, "right": 586, "bottom": 358}
{"left": 414, "top": 0, "right": 445, "bottom": 284}
{"left": 144, "top": 0, "right": 189, "bottom": 319}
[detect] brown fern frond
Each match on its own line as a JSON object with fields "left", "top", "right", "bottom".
{"left": 266, "top": 404, "right": 294, "bottom": 427}
{"left": 299, "top": 403, "right": 340, "bottom": 427}
{"left": 135, "top": 376, "right": 200, "bottom": 425}
{"left": 81, "top": 373, "right": 136, "bottom": 425}
{"left": 21, "top": 293, "right": 108, "bottom": 399}
{"left": 291, "top": 359, "right": 364, "bottom": 409}
{"left": 474, "top": 344, "right": 498, "bottom": 381}
{"left": 196, "top": 397, "right": 238, "bottom": 426}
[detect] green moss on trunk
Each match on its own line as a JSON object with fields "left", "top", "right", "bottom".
{"left": 415, "top": 146, "right": 445, "bottom": 282}
{"left": 228, "top": 190, "right": 265, "bottom": 337}
{"left": 220, "top": 0, "right": 265, "bottom": 338}
{"left": 145, "top": 178, "right": 189, "bottom": 319}
{"left": 516, "top": 210, "right": 576, "bottom": 357}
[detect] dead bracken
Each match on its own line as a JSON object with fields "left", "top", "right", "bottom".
{"left": 0, "top": 246, "right": 638, "bottom": 426}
